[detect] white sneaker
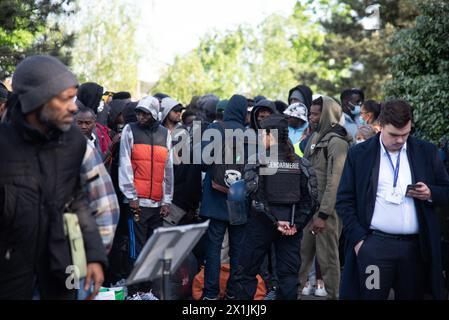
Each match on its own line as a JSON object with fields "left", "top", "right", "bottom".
{"left": 314, "top": 281, "right": 328, "bottom": 297}
{"left": 301, "top": 282, "right": 315, "bottom": 296}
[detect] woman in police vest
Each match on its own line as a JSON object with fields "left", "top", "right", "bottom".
{"left": 234, "top": 114, "right": 317, "bottom": 300}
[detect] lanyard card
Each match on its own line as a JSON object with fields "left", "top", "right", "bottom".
{"left": 385, "top": 188, "right": 403, "bottom": 205}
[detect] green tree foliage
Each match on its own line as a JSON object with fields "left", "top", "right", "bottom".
{"left": 152, "top": 4, "right": 330, "bottom": 104}
{"left": 153, "top": 27, "right": 251, "bottom": 104}
{"left": 0, "top": 0, "right": 75, "bottom": 79}
{"left": 152, "top": 0, "right": 419, "bottom": 104}
{"left": 71, "top": 0, "right": 139, "bottom": 95}
{"left": 307, "top": 0, "right": 419, "bottom": 100}
{"left": 385, "top": 0, "right": 449, "bottom": 143}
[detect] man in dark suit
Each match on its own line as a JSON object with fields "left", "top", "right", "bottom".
{"left": 336, "top": 99, "right": 449, "bottom": 300}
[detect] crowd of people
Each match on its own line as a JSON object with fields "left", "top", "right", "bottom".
{"left": 0, "top": 55, "right": 449, "bottom": 300}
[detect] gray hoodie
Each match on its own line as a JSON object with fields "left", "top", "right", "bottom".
{"left": 160, "top": 97, "right": 182, "bottom": 124}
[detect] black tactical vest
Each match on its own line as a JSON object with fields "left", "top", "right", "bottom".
{"left": 263, "top": 161, "right": 302, "bottom": 205}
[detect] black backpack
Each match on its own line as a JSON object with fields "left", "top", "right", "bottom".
{"left": 211, "top": 122, "right": 245, "bottom": 193}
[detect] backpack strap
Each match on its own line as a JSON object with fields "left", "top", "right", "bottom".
{"left": 299, "top": 157, "right": 319, "bottom": 213}
{"left": 322, "top": 134, "right": 348, "bottom": 160}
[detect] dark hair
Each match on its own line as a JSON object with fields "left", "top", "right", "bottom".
{"left": 340, "top": 89, "right": 352, "bottom": 103}
{"left": 311, "top": 96, "right": 323, "bottom": 111}
{"left": 122, "top": 101, "right": 138, "bottom": 124}
{"left": 216, "top": 109, "right": 224, "bottom": 121}
{"left": 182, "top": 110, "right": 195, "bottom": 123}
{"left": 340, "top": 88, "right": 364, "bottom": 104}
{"left": 280, "top": 128, "right": 296, "bottom": 163}
{"left": 113, "top": 91, "right": 131, "bottom": 100}
{"left": 186, "top": 96, "right": 200, "bottom": 114}
{"left": 266, "top": 127, "right": 295, "bottom": 163}
{"left": 76, "top": 106, "right": 96, "bottom": 118}
{"left": 274, "top": 100, "right": 288, "bottom": 113}
{"left": 362, "top": 100, "right": 381, "bottom": 120}
{"left": 378, "top": 99, "right": 412, "bottom": 128}
{"left": 153, "top": 92, "right": 170, "bottom": 101}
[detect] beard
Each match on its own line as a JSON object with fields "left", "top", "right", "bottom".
{"left": 39, "top": 104, "right": 72, "bottom": 132}
{"left": 309, "top": 122, "right": 319, "bottom": 132}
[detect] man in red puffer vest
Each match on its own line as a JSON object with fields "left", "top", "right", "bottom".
{"left": 119, "top": 96, "right": 174, "bottom": 261}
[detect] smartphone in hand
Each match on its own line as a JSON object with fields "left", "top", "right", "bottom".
{"left": 406, "top": 183, "right": 419, "bottom": 195}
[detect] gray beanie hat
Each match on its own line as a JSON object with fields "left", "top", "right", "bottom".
{"left": 290, "top": 90, "right": 305, "bottom": 104}
{"left": 12, "top": 55, "right": 78, "bottom": 114}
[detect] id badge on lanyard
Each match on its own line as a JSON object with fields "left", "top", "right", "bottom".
{"left": 386, "top": 187, "right": 403, "bottom": 204}
{"left": 384, "top": 146, "right": 403, "bottom": 205}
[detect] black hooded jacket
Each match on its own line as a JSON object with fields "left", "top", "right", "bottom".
{"left": 122, "top": 102, "right": 138, "bottom": 124}
{"left": 249, "top": 99, "right": 277, "bottom": 130}
{"left": 77, "top": 82, "right": 110, "bottom": 126}
{"left": 77, "top": 82, "right": 103, "bottom": 111}
{"left": 288, "top": 85, "right": 313, "bottom": 109}
{"left": 172, "top": 134, "right": 203, "bottom": 213}
{"left": 107, "top": 99, "right": 127, "bottom": 133}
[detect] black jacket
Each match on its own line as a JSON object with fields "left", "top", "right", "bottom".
{"left": 336, "top": 133, "right": 449, "bottom": 299}
{"left": 287, "top": 85, "right": 313, "bottom": 109}
{"left": 173, "top": 161, "right": 202, "bottom": 212}
{"left": 171, "top": 126, "right": 202, "bottom": 212}
{"left": 0, "top": 107, "right": 107, "bottom": 299}
{"left": 249, "top": 100, "right": 277, "bottom": 130}
{"left": 77, "top": 82, "right": 110, "bottom": 126}
{"left": 77, "top": 82, "right": 103, "bottom": 111}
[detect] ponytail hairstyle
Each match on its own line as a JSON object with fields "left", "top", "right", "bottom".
{"left": 280, "top": 127, "right": 296, "bottom": 163}
{"left": 362, "top": 100, "right": 381, "bottom": 121}
{"left": 266, "top": 126, "right": 296, "bottom": 163}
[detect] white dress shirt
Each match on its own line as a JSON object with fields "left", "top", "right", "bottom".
{"left": 370, "top": 135, "right": 419, "bottom": 234}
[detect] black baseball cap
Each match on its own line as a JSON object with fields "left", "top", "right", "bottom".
{"left": 259, "top": 114, "right": 288, "bottom": 130}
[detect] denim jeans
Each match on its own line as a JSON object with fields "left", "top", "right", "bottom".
{"left": 203, "top": 218, "right": 246, "bottom": 299}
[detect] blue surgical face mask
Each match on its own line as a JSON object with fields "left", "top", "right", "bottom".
{"left": 359, "top": 117, "right": 367, "bottom": 126}
{"left": 356, "top": 139, "right": 365, "bottom": 144}
{"left": 298, "top": 120, "right": 308, "bottom": 131}
{"left": 350, "top": 104, "right": 361, "bottom": 116}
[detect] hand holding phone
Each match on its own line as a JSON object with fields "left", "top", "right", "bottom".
{"left": 406, "top": 182, "right": 432, "bottom": 201}
{"left": 406, "top": 184, "right": 418, "bottom": 195}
